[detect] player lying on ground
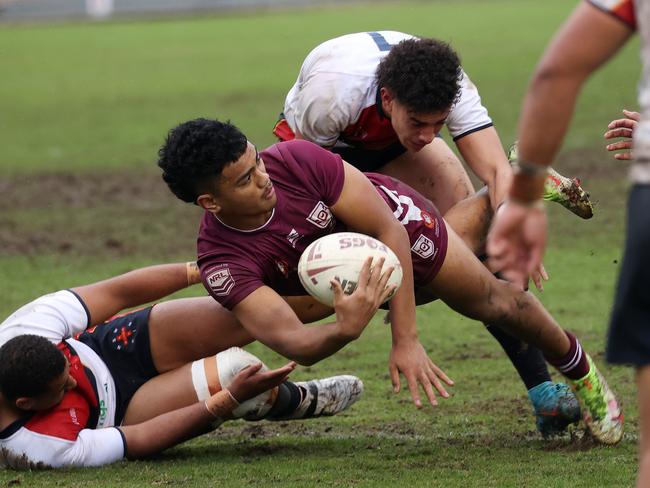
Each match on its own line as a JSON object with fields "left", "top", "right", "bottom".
{"left": 274, "top": 32, "right": 593, "bottom": 219}
{"left": 157, "top": 119, "right": 622, "bottom": 444}
{"left": 0, "top": 262, "right": 370, "bottom": 469}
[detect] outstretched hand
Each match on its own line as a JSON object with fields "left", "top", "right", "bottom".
{"left": 228, "top": 361, "right": 297, "bottom": 403}
{"left": 389, "top": 339, "right": 454, "bottom": 408}
{"left": 605, "top": 109, "right": 640, "bottom": 160}
{"left": 487, "top": 200, "right": 548, "bottom": 291}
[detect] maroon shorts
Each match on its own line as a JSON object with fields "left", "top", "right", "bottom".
{"left": 366, "top": 173, "right": 448, "bottom": 287}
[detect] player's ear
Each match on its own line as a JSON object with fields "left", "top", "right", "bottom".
{"left": 379, "top": 87, "right": 395, "bottom": 114}
{"left": 197, "top": 193, "right": 221, "bottom": 213}
{"left": 15, "top": 396, "right": 36, "bottom": 411}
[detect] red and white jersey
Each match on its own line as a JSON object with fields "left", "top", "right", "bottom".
{"left": 0, "top": 291, "right": 124, "bottom": 468}
{"left": 282, "top": 31, "right": 492, "bottom": 150}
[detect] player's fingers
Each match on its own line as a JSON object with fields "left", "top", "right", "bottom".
{"left": 539, "top": 263, "right": 549, "bottom": 281}
{"left": 606, "top": 140, "right": 634, "bottom": 151}
{"left": 604, "top": 127, "right": 634, "bottom": 140}
{"left": 368, "top": 257, "right": 386, "bottom": 285}
{"left": 389, "top": 364, "right": 401, "bottom": 393}
{"left": 378, "top": 284, "right": 397, "bottom": 304}
{"left": 406, "top": 375, "right": 423, "bottom": 408}
{"left": 330, "top": 278, "right": 344, "bottom": 303}
{"left": 623, "top": 109, "right": 641, "bottom": 121}
{"left": 428, "top": 358, "right": 454, "bottom": 386}
{"left": 607, "top": 118, "right": 637, "bottom": 130}
{"left": 357, "top": 256, "right": 373, "bottom": 288}
{"left": 239, "top": 362, "right": 263, "bottom": 379}
{"left": 420, "top": 375, "right": 438, "bottom": 407}
{"left": 614, "top": 152, "right": 635, "bottom": 160}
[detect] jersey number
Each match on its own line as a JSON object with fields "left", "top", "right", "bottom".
{"left": 368, "top": 32, "right": 394, "bottom": 52}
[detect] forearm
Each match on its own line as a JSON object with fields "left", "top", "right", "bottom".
{"left": 376, "top": 225, "right": 418, "bottom": 344}
{"left": 120, "top": 399, "right": 217, "bottom": 459}
{"left": 456, "top": 127, "right": 512, "bottom": 209}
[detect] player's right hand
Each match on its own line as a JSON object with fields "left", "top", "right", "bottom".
{"left": 605, "top": 109, "right": 640, "bottom": 160}
{"left": 228, "top": 361, "right": 296, "bottom": 403}
{"left": 332, "top": 256, "right": 396, "bottom": 340}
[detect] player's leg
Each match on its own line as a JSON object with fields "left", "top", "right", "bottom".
{"left": 443, "top": 191, "right": 580, "bottom": 434}
{"left": 422, "top": 223, "right": 622, "bottom": 443}
{"left": 148, "top": 296, "right": 255, "bottom": 373}
{"left": 379, "top": 138, "right": 474, "bottom": 215}
{"left": 122, "top": 347, "right": 362, "bottom": 425}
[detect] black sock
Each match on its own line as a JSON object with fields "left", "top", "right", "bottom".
{"left": 485, "top": 323, "right": 552, "bottom": 390}
{"left": 265, "top": 381, "right": 303, "bottom": 419}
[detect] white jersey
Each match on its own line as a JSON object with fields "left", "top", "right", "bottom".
{"left": 0, "top": 291, "right": 124, "bottom": 468}
{"left": 282, "top": 31, "right": 492, "bottom": 150}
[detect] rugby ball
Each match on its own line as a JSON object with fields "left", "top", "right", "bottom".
{"left": 298, "top": 232, "right": 403, "bottom": 307}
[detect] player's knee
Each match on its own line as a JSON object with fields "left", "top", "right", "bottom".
{"left": 190, "top": 347, "right": 277, "bottom": 420}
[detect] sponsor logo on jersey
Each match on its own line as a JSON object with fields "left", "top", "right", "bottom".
{"left": 411, "top": 234, "right": 436, "bottom": 259}
{"left": 206, "top": 266, "right": 235, "bottom": 296}
{"left": 111, "top": 321, "right": 135, "bottom": 351}
{"left": 286, "top": 228, "right": 302, "bottom": 247}
{"left": 306, "top": 201, "right": 334, "bottom": 229}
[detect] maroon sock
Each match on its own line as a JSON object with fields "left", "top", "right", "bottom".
{"left": 544, "top": 331, "right": 590, "bottom": 380}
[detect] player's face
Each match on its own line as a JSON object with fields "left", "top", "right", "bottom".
{"left": 21, "top": 360, "right": 77, "bottom": 411}
{"left": 382, "top": 94, "right": 449, "bottom": 152}
{"left": 213, "top": 142, "right": 277, "bottom": 228}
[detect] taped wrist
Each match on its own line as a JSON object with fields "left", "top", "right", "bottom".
{"left": 186, "top": 261, "right": 201, "bottom": 286}
{"left": 204, "top": 389, "right": 239, "bottom": 418}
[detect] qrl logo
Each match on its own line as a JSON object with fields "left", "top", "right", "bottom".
{"left": 411, "top": 234, "right": 435, "bottom": 259}
{"left": 306, "top": 201, "right": 333, "bottom": 229}
{"left": 339, "top": 236, "right": 388, "bottom": 252}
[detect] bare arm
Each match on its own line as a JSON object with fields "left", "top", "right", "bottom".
{"left": 121, "top": 362, "right": 295, "bottom": 459}
{"left": 233, "top": 258, "right": 394, "bottom": 366}
{"left": 331, "top": 162, "right": 453, "bottom": 407}
{"left": 73, "top": 262, "right": 200, "bottom": 326}
{"left": 455, "top": 126, "right": 513, "bottom": 210}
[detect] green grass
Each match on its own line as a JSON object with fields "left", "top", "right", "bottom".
{"left": 0, "top": 0, "right": 642, "bottom": 485}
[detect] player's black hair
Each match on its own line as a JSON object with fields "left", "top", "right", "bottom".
{"left": 157, "top": 118, "right": 248, "bottom": 203}
{"left": 377, "top": 37, "right": 462, "bottom": 114}
{"left": 0, "top": 335, "right": 66, "bottom": 401}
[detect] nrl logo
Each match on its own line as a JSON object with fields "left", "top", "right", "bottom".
{"left": 205, "top": 266, "right": 235, "bottom": 296}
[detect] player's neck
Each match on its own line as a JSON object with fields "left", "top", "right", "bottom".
{"left": 213, "top": 208, "right": 275, "bottom": 232}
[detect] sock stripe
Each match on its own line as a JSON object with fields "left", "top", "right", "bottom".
{"left": 558, "top": 341, "right": 583, "bottom": 373}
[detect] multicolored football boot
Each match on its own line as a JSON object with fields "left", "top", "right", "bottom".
{"left": 528, "top": 381, "right": 581, "bottom": 437}
{"left": 570, "top": 355, "right": 624, "bottom": 444}
{"left": 508, "top": 142, "right": 594, "bottom": 219}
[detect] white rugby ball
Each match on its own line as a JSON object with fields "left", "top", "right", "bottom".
{"left": 298, "top": 232, "right": 403, "bottom": 307}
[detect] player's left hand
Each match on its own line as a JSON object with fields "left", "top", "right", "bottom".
{"left": 487, "top": 200, "right": 548, "bottom": 290}
{"left": 389, "top": 339, "right": 454, "bottom": 408}
{"left": 604, "top": 109, "right": 640, "bottom": 160}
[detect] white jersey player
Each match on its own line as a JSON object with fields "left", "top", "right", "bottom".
{"left": 274, "top": 31, "right": 594, "bottom": 219}
{"left": 0, "top": 262, "right": 362, "bottom": 468}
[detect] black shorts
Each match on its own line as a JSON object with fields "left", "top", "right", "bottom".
{"left": 332, "top": 143, "right": 407, "bottom": 172}
{"left": 607, "top": 184, "right": 650, "bottom": 366}
{"left": 76, "top": 306, "right": 159, "bottom": 424}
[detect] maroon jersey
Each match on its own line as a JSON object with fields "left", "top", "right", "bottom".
{"left": 198, "top": 140, "right": 447, "bottom": 310}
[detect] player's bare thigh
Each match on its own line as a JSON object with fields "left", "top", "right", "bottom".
{"left": 379, "top": 138, "right": 474, "bottom": 214}
{"left": 148, "top": 297, "right": 254, "bottom": 373}
{"left": 122, "top": 362, "right": 198, "bottom": 425}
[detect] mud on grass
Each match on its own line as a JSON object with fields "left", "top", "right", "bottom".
{"left": 0, "top": 147, "right": 630, "bottom": 259}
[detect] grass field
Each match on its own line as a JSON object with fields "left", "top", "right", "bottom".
{"left": 0, "top": 0, "right": 642, "bottom": 486}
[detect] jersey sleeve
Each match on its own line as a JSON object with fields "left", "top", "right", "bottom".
{"left": 0, "top": 426, "right": 125, "bottom": 469}
{"left": 276, "top": 140, "right": 346, "bottom": 206}
{"left": 445, "top": 69, "right": 493, "bottom": 141}
{"left": 0, "top": 290, "right": 90, "bottom": 345}
{"left": 200, "top": 260, "right": 265, "bottom": 311}
{"left": 586, "top": 0, "right": 636, "bottom": 28}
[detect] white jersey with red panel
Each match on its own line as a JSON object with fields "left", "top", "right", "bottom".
{"left": 282, "top": 31, "right": 492, "bottom": 150}
{"left": 0, "top": 291, "right": 124, "bottom": 468}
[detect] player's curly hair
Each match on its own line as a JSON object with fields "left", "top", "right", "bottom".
{"left": 157, "top": 118, "right": 248, "bottom": 203}
{"left": 376, "top": 38, "right": 462, "bottom": 114}
{"left": 0, "top": 335, "right": 66, "bottom": 401}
